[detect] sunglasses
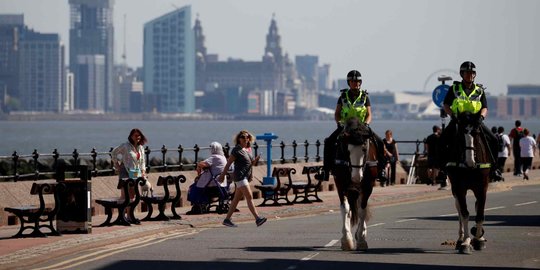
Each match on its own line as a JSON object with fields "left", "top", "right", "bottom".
{"left": 239, "top": 135, "right": 250, "bottom": 139}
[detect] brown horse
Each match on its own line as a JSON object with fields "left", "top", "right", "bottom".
{"left": 332, "top": 118, "right": 379, "bottom": 251}
{"left": 445, "top": 113, "right": 491, "bottom": 254}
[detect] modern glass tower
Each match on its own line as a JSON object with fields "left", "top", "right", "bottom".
{"left": 69, "top": 0, "right": 114, "bottom": 112}
{"left": 143, "top": 6, "right": 195, "bottom": 113}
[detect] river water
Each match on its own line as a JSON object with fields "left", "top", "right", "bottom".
{"left": 1, "top": 119, "right": 538, "bottom": 159}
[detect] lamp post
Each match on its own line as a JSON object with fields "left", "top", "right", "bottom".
{"left": 256, "top": 133, "right": 279, "bottom": 188}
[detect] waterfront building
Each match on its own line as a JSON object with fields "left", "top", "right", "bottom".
{"left": 488, "top": 84, "right": 540, "bottom": 120}
{"left": 69, "top": 0, "right": 115, "bottom": 112}
{"left": 18, "top": 31, "right": 65, "bottom": 112}
{"left": 74, "top": 55, "right": 105, "bottom": 111}
{"left": 0, "top": 15, "right": 23, "bottom": 101}
{"left": 64, "top": 71, "right": 74, "bottom": 111}
{"left": 143, "top": 5, "right": 195, "bottom": 113}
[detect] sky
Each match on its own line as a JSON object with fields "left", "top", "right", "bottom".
{"left": 1, "top": 0, "right": 539, "bottom": 95}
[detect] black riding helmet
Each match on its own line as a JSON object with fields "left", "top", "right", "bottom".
{"left": 347, "top": 70, "right": 362, "bottom": 82}
{"left": 460, "top": 61, "right": 476, "bottom": 74}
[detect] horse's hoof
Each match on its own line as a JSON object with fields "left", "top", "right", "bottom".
{"left": 356, "top": 240, "right": 368, "bottom": 251}
{"left": 471, "top": 238, "right": 486, "bottom": 251}
{"left": 471, "top": 227, "right": 485, "bottom": 238}
{"left": 341, "top": 239, "right": 354, "bottom": 251}
{"left": 454, "top": 240, "right": 463, "bottom": 250}
{"left": 458, "top": 244, "right": 473, "bottom": 254}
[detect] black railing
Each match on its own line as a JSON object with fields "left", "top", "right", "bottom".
{"left": 0, "top": 138, "right": 424, "bottom": 182}
{"left": 0, "top": 139, "right": 324, "bottom": 182}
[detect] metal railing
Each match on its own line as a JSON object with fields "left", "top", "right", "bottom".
{"left": 0, "top": 139, "right": 323, "bottom": 182}
{"left": 0, "top": 138, "right": 426, "bottom": 183}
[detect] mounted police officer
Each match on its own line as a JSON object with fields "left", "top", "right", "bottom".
{"left": 440, "top": 61, "right": 503, "bottom": 181}
{"left": 321, "top": 70, "right": 386, "bottom": 181}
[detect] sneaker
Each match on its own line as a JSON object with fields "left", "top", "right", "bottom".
{"left": 256, "top": 216, "right": 267, "bottom": 227}
{"left": 222, "top": 218, "right": 237, "bottom": 227}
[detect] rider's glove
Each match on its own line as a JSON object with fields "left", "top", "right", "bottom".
{"left": 476, "top": 114, "right": 485, "bottom": 125}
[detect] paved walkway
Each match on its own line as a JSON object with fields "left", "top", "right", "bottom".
{"left": 0, "top": 170, "right": 537, "bottom": 270}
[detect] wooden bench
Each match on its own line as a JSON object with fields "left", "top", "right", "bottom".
{"left": 255, "top": 167, "right": 296, "bottom": 206}
{"left": 290, "top": 165, "right": 326, "bottom": 203}
{"left": 4, "top": 182, "right": 63, "bottom": 238}
{"left": 95, "top": 177, "right": 145, "bottom": 226}
{"left": 141, "top": 175, "right": 186, "bottom": 221}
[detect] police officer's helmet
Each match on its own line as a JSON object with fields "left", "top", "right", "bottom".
{"left": 460, "top": 61, "right": 476, "bottom": 73}
{"left": 347, "top": 70, "right": 362, "bottom": 82}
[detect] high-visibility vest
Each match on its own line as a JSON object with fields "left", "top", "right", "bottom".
{"left": 340, "top": 89, "right": 368, "bottom": 123}
{"left": 450, "top": 83, "right": 484, "bottom": 115}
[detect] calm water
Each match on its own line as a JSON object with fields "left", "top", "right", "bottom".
{"left": 1, "top": 119, "right": 538, "bottom": 159}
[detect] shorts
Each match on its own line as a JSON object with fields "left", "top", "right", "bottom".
{"left": 235, "top": 178, "right": 249, "bottom": 188}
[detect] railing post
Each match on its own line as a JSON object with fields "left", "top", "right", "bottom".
{"left": 91, "top": 148, "right": 98, "bottom": 177}
{"left": 253, "top": 141, "right": 259, "bottom": 160}
{"left": 72, "top": 149, "right": 79, "bottom": 166}
{"left": 292, "top": 140, "right": 298, "bottom": 163}
{"left": 161, "top": 145, "right": 167, "bottom": 172}
{"left": 12, "top": 151, "right": 19, "bottom": 181}
{"left": 280, "top": 141, "right": 285, "bottom": 164}
{"left": 194, "top": 144, "right": 199, "bottom": 168}
{"left": 178, "top": 145, "right": 184, "bottom": 171}
{"left": 315, "top": 140, "right": 321, "bottom": 162}
{"left": 32, "top": 149, "right": 39, "bottom": 180}
{"left": 224, "top": 143, "right": 230, "bottom": 158}
{"left": 108, "top": 147, "right": 114, "bottom": 173}
{"left": 304, "top": 140, "right": 310, "bottom": 163}
{"left": 145, "top": 146, "right": 151, "bottom": 173}
{"left": 52, "top": 149, "right": 60, "bottom": 174}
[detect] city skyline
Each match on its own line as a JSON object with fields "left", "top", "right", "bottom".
{"left": 1, "top": 0, "right": 539, "bottom": 95}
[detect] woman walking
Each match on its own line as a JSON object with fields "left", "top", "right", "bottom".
{"left": 218, "top": 130, "right": 266, "bottom": 227}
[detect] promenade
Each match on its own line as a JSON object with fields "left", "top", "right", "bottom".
{"left": 0, "top": 170, "right": 537, "bottom": 270}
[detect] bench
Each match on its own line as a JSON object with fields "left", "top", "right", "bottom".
{"left": 4, "top": 182, "right": 63, "bottom": 238}
{"left": 290, "top": 166, "right": 326, "bottom": 203}
{"left": 95, "top": 177, "right": 145, "bottom": 226}
{"left": 141, "top": 175, "right": 186, "bottom": 221}
{"left": 255, "top": 167, "right": 296, "bottom": 206}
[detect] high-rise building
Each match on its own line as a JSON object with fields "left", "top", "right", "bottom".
{"left": 69, "top": 0, "right": 115, "bottom": 111}
{"left": 75, "top": 55, "right": 105, "bottom": 111}
{"left": 0, "top": 15, "right": 24, "bottom": 100}
{"left": 143, "top": 6, "right": 195, "bottom": 113}
{"left": 18, "top": 31, "right": 65, "bottom": 112}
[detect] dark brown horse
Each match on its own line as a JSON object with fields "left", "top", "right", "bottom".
{"left": 332, "top": 118, "right": 379, "bottom": 251}
{"left": 445, "top": 113, "right": 491, "bottom": 254}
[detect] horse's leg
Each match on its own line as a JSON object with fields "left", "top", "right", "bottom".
{"left": 471, "top": 170, "right": 489, "bottom": 250}
{"left": 355, "top": 168, "right": 374, "bottom": 251}
{"left": 450, "top": 174, "right": 472, "bottom": 254}
{"left": 340, "top": 196, "right": 354, "bottom": 251}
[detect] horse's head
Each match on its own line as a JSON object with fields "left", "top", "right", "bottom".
{"left": 343, "top": 117, "right": 371, "bottom": 146}
{"left": 456, "top": 112, "right": 481, "bottom": 134}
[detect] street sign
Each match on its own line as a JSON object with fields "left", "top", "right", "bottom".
{"left": 432, "top": 84, "right": 449, "bottom": 108}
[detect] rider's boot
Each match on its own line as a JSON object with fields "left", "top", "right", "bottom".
{"left": 490, "top": 167, "right": 503, "bottom": 182}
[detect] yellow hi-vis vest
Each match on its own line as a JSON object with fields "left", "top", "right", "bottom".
{"left": 450, "top": 83, "right": 484, "bottom": 116}
{"left": 340, "top": 89, "right": 368, "bottom": 123}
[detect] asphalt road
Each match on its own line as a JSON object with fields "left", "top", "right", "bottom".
{"left": 32, "top": 185, "right": 540, "bottom": 270}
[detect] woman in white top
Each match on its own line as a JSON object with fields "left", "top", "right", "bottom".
{"left": 196, "top": 142, "right": 227, "bottom": 188}
{"left": 111, "top": 128, "right": 148, "bottom": 203}
{"left": 519, "top": 128, "right": 536, "bottom": 180}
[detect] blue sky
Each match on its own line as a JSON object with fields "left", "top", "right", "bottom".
{"left": 2, "top": 0, "right": 539, "bottom": 94}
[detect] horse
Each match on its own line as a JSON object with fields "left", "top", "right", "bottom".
{"left": 444, "top": 113, "right": 491, "bottom": 254}
{"left": 332, "top": 117, "right": 380, "bottom": 251}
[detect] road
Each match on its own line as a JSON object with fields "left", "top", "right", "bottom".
{"left": 32, "top": 185, "right": 540, "bottom": 270}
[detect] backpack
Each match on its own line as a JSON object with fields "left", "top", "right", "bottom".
{"left": 496, "top": 134, "right": 505, "bottom": 152}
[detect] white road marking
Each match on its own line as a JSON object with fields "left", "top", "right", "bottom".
{"left": 368, "top": 223, "right": 385, "bottom": 227}
{"left": 440, "top": 213, "right": 458, "bottom": 217}
{"left": 324, "top": 239, "right": 339, "bottom": 247}
{"left": 485, "top": 206, "right": 505, "bottom": 211}
{"left": 301, "top": 252, "right": 320, "bottom": 261}
{"left": 396, "top": 218, "right": 417, "bottom": 223}
{"left": 515, "top": 201, "right": 538, "bottom": 206}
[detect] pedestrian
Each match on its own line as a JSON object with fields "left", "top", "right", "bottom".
{"left": 382, "top": 129, "right": 399, "bottom": 186}
{"left": 111, "top": 128, "right": 148, "bottom": 220}
{"left": 536, "top": 132, "right": 540, "bottom": 156}
{"left": 495, "top": 126, "right": 511, "bottom": 178}
{"left": 218, "top": 130, "right": 266, "bottom": 227}
{"left": 519, "top": 128, "right": 536, "bottom": 180}
{"left": 322, "top": 70, "right": 386, "bottom": 182}
{"left": 424, "top": 125, "right": 444, "bottom": 187}
{"left": 509, "top": 120, "right": 525, "bottom": 176}
{"left": 439, "top": 61, "right": 502, "bottom": 181}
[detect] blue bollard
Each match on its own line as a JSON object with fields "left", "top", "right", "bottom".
{"left": 256, "top": 133, "right": 279, "bottom": 197}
